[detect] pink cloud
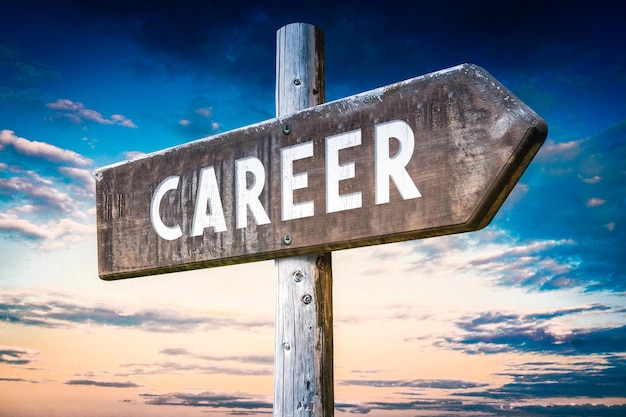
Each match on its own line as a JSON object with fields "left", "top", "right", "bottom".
{"left": 57, "top": 167, "right": 95, "bottom": 190}
{"left": 0, "top": 130, "right": 92, "bottom": 166}
{"left": 195, "top": 107, "right": 212, "bottom": 117}
{"left": 47, "top": 99, "right": 137, "bottom": 128}
{"left": 586, "top": 197, "right": 606, "bottom": 207}
{"left": 0, "top": 213, "right": 50, "bottom": 239}
{"left": 46, "top": 98, "right": 83, "bottom": 111}
{"left": 0, "top": 176, "right": 78, "bottom": 214}
{"left": 0, "top": 212, "right": 95, "bottom": 248}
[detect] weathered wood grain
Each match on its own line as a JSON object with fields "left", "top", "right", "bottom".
{"left": 273, "top": 23, "right": 333, "bottom": 417}
{"left": 96, "top": 63, "right": 547, "bottom": 280}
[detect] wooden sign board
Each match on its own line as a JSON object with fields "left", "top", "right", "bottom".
{"left": 96, "top": 63, "right": 547, "bottom": 280}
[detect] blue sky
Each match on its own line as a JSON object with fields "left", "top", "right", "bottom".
{"left": 1, "top": 1, "right": 625, "bottom": 416}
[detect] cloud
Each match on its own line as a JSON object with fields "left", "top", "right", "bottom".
{"left": 440, "top": 305, "right": 626, "bottom": 356}
{"left": 586, "top": 197, "right": 606, "bottom": 207}
{"left": 490, "top": 120, "right": 626, "bottom": 292}
{"left": 463, "top": 236, "right": 581, "bottom": 291}
{"left": 0, "top": 213, "right": 51, "bottom": 239}
{"left": 0, "top": 129, "right": 92, "bottom": 166}
{"left": 175, "top": 105, "right": 222, "bottom": 139}
{"left": 395, "top": 231, "right": 586, "bottom": 292}
{"left": 47, "top": 99, "right": 137, "bottom": 128}
{"left": 122, "top": 150, "right": 147, "bottom": 160}
{"left": 0, "top": 137, "right": 95, "bottom": 247}
{"left": 195, "top": 107, "right": 212, "bottom": 117}
{"left": 338, "top": 360, "right": 626, "bottom": 416}
{"left": 118, "top": 361, "right": 272, "bottom": 377}
{"left": 110, "top": 349, "right": 274, "bottom": 377}
{"left": 341, "top": 400, "right": 626, "bottom": 416}
{"left": 0, "top": 212, "right": 94, "bottom": 248}
{"left": 535, "top": 138, "right": 583, "bottom": 163}
{"left": 0, "top": 289, "right": 272, "bottom": 333}
{"left": 65, "top": 379, "right": 140, "bottom": 388}
{"left": 0, "top": 377, "right": 39, "bottom": 384}
{"left": 160, "top": 347, "right": 190, "bottom": 356}
{"left": 139, "top": 390, "right": 272, "bottom": 410}
{"left": 460, "top": 356, "right": 626, "bottom": 401}
{"left": 160, "top": 347, "right": 273, "bottom": 365}
{"left": 0, "top": 176, "right": 80, "bottom": 214}
{"left": 0, "top": 347, "right": 39, "bottom": 365}
{"left": 340, "top": 379, "right": 488, "bottom": 390}
{"left": 57, "top": 166, "right": 95, "bottom": 191}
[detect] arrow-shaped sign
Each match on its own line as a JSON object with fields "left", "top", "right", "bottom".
{"left": 96, "top": 63, "right": 547, "bottom": 280}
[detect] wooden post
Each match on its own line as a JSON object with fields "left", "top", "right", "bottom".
{"left": 274, "top": 23, "right": 334, "bottom": 417}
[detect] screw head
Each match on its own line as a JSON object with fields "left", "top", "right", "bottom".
{"left": 293, "top": 78, "right": 301, "bottom": 86}
{"left": 283, "top": 233, "right": 292, "bottom": 245}
{"left": 302, "top": 294, "right": 312, "bottom": 305}
{"left": 292, "top": 270, "right": 304, "bottom": 282}
{"left": 282, "top": 123, "right": 291, "bottom": 135}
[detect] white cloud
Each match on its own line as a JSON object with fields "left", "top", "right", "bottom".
{"left": 0, "top": 177, "right": 77, "bottom": 213}
{"left": 0, "top": 130, "right": 92, "bottom": 166}
{"left": 57, "top": 166, "right": 95, "bottom": 190}
{"left": 110, "top": 114, "right": 137, "bottom": 128}
{"left": 586, "top": 197, "right": 606, "bottom": 207}
{"left": 123, "top": 151, "right": 147, "bottom": 160}
{"left": 0, "top": 213, "right": 50, "bottom": 239}
{"left": 0, "top": 154, "right": 96, "bottom": 249}
{"left": 337, "top": 229, "right": 581, "bottom": 293}
{"left": 0, "top": 212, "right": 95, "bottom": 249}
{"left": 195, "top": 107, "right": 212, "bottom": 117}
{"left": 579, "top": 174, "right": 601, "bottom": 184}
{"left": 536, "top": 138, "right": 583, "bottom": 162}
{"left": 0, "top": 176, "right": 79, "bottom": 214}
{"left": 38, "top": 218, "right": 95, "bottom": 250}
{"left": 10, "top": 204, "right": 45, "bottom": 214}
{"left": 47, "top": 99, "right": 137, "bottom": 128}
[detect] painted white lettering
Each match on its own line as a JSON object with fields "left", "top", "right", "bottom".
{"left": 191, "top": 166, "right": 227, "bottom": 236}
{"left": 326, "top": 129, "right": 362, "bottom": 213}
{"left": 235, "top": 157, "right": 271, "bottom": 229}
{"left": 281, "top": 142, "right": 314, "bottom": 221}
{"left": 375, "top": 120, "right": 422, "bottom": 204}
{"left": 150, "top": 175, "right": 183, "bottom": 240}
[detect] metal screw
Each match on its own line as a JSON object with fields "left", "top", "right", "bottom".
{"left": 282, "top": 123, "right": 291, "bottom": 135}
{"left": 283, "top": 342, "right": 291, "bottom": 351}
{"left": 293, "top": 78, "right": 301, "bottom": 86}
{"left": 283, "top": 233, "right": 292, "bottom": 245}
{"left": 292, "top": 270, "right": 304, "bottom": 282}
{"left": 302, "top": 294, "right": 312, "bottom": 304}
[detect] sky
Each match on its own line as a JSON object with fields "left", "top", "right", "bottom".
{"left": 1, "top": 0, "right": 625, "bottom": 416}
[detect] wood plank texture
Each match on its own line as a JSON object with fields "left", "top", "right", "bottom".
{"left": 273, "top": 23, "right": 333, "bottom": 417}
{"left": 96, "top": 63, "right": 547, "bottom": 280}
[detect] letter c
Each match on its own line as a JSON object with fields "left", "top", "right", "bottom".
{"left": 150, "top": 175, "right": 183, "bottom": 240}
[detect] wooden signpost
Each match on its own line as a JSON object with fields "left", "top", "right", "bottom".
{"left": 273, "top": 24, "right": 332, "bottom": 416}
{"left": 95, "top": 22, "right": 547, "bottom": 417}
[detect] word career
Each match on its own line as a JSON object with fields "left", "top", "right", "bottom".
{"left": 150, "top": 119, "right": 421, "bottom": 241}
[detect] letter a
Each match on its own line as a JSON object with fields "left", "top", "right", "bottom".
{"left": 191, "top": 166, "right": 227, "bottom": 236}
